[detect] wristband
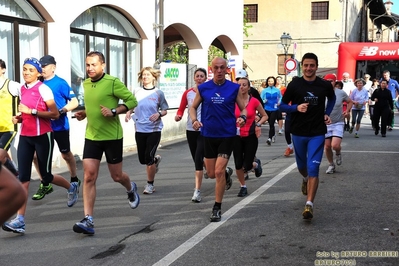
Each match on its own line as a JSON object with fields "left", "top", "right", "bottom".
{"left": 256, "top": 122, "right": 261, "bottom": 127}
{"left": 239, "top": 115, "right": 247, "bottom": 123}
{"left": 158, "top": 111, "right": 162, "bottom": 117}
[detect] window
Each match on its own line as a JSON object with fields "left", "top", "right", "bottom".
{"left": 244, "top": 4, "right": 258, "bottom": 23}
{"left": 70, "top": 6, "right": 141, "bottom": 107}
{"left": 277, "top": 54, "right": 293, "bottom": 75}
{"left": 311, "top": 2, "right": 329, "bottom": 20}
{"left": 0, "top": 0, "right": 45, "bottom": 82}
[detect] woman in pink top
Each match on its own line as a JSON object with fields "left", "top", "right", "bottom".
{"left": 175, "top": 68, "right": 207, "bottom": 202}
{"left": 2, "top": 58, "right": 79, "bottom": 235}
{"left": 233, "top": 77, "right": 268, "bottom": 197}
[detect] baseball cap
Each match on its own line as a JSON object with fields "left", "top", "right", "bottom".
{"left": 39, "top": 55, "right": 56, "bottom": 66}
{"left": 324, "top": 73, "right": 337, "bottom": 81}
{"left": 235, "top": 69, "right": 247, "bottom": 79}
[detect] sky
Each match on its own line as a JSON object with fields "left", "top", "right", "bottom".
{"left": 390, "top": 1, "right": 399, "bottom": 14}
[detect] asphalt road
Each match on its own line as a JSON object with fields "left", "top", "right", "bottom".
{"left": 1, "top": 114, "right": 399, "bottom": 266}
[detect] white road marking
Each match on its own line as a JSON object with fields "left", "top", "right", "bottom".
{"left": 153, "top": 163, "right": 298, "bottom": 266}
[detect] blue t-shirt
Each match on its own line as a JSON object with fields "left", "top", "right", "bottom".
{"left": 43, "top": 75, "right": 74, "bottom": 131}
{"left": 198, "top": 80, "right": 239, "bottom": 138}
{"left": 260, "top": 86, "right": 282, "bottom": 111}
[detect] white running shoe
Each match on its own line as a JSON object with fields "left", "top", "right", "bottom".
{"left": 143, "top": 183, "right": 155, "bottom": 194}
{"left": 272, "top": 135, "right": 276, "bottom": 143}
{"left": 191, "top": 190, "right": 201, "bottom": 202}
{"left": 326, "top": 164, "right": 335, "bottom": 174}
{"left": 335, "top": 154, "right": 342, "bottom": 166}
{"left": 155, "top": 155, "right": 162, "bottom": 173}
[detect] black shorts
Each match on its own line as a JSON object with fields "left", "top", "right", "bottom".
{"left": 277, "top": 109, "right": 283, "bottom": 120}
{"left": 0, "top": 131, "right": 17, "bottom": 150}
{"left": 54, "top": 130, "right": 71, "bottom": 153}
{"left": 83, "top": 138, "right": 123, "bottom": 164}
{"left": 203, "top": 136, "right": 235, "bottom": 159}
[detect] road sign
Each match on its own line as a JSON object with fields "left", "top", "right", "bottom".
{"left": 284, "top": 58, "right": 297, "bottom": 72}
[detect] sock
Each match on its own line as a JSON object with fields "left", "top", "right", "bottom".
{"left": 303, "top": 176, "right": 308, "bottom": 182}
{"left": 355, "top": 131, "right": 358, "bottom": 134}
{"left": 147, "top": 181, "right": 154, "bottom": 185}
{"left": 213, "top": 202, "right": 221, "bottom": 210}
{"left": 42, "top": 181, "right": 50, "bottom": 186}
{"left": 194, "top": 188, "right": 200, "bottom": 192}
{"left": 4, "top": 159, "right": 19, "bottom": 177}
{"left": 306, "top": 201, "right": 313, "bottom": 207}
{"left": 241, "top": 185, "right": 247, "bottom": 188}
{"left": 70, "top": 176, "right": 79, "bottom": 183}
{"left": 17, "top": 214, "right": 24, "bottom": 222}
{"left": 288, "top": 143, "right": 293, "bottom": 149}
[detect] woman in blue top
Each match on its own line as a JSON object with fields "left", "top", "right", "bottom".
{"left": 260, "top": 76, "right": 282, "bottom": 145}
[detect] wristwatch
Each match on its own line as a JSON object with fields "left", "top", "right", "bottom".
{"left": 31, "top": 109, "right": 38, "bottom": 116}
{"left": 256, "top": 122, "right": 262, "bottom": 127}
{"left": 59, "top": 108, "right": 65, "bottom": 115}
{"left": 111, "top": 108, "right": 117, "bottom": 117}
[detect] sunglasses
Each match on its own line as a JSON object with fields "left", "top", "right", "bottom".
{"left": 24, "top": 57, "right": 40, "bottom": 65}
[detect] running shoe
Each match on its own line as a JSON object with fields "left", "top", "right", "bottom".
{"left": 210, "top": 207, "right": 221, "bottom": 222}
{"left": 382, "top": 134, "right": 386, "bottom": 137}
{"left": 225, "top": 167, "right": 233, "bottom": 190}
{"left": 2, "top": 217, "right": 25, "bottom": 234}
{"left": 348, "top": 126, "right": 354, "bottom": 134}
{"left": 237, "top": 187, "right": 248, "bottom": 197}
{"left": 335, "top": 154, "right": 342, "bottom": 166}
{"left": 278, "top": 129, "right": 283, "bottom": 135}
{"left": 73, "top": 216, "right": 94, "bottom": 235}
{"left": 354, "top": 133, "right": 359, "bottom": 138}
{"left": 254, "top": 158, "right": 262, "bottom": 177}
{"left": 388, "top": 126, "right": 393, "bottom": 131}
{"left": 203, "top": 171, "right": 209, "bottom": 179}
{"left": 32, "top": 183, "right": 54, "bottom": 200}
{"left": 67, "top": 182, "right": 79, "bottom": 207}
{"left": 326, "top": 164, "right": 335, "bottom": 174}
{"left": 272, "top": 135, "right": 276, "bottom": 143}
{"left": 127, "top": 181, "right": 140, "bottom": 209}
{"left": 266, "top": 138, "right": 271, "bottom": 145}
{"left": 375, "top": 128, "right": 379, "bottom": 135}
{"left": 191, "top": 190, "right": 201, "bottom": 203}
{"left": 302, "top": 204, "right": 313, "bottom": 220}
{"left": 155, "top": 155, "right": 162, "bottom": 173}
{"left": 143, "top": 183, "right": 155, "bottom": 194}
{"left": 284, "top": 147, "right": 294, "bottom": 157}
{"left": 301, "top": 180, "right": 307, "bottom": 195}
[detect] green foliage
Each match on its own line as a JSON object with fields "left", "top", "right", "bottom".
{"left": 243, "top": 6, "right": 252, "bottom": 49}
{"left": 161, "top": 8, "right": 250, "bottom": 64}
{"left": 208, "top": 46, "right": 226, "bottom": 66}
{"left": 162, "top": 42, "right": 188, "bottom": 63}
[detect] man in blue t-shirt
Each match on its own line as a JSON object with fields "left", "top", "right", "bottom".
{"left": 30, "top": 55, "right": 80, "bottom": 200}
{"left": 381, "top": 70, "right": 399, "bottom": 130}
{"left": 189, "top": 57, "right": 248, "bottom": 222}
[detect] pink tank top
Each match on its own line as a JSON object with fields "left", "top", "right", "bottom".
{"left": 20, "top": 82, "right": 52, "bottom": 136}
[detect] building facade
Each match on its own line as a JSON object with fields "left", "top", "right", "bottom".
{"left": 243, "top": 0, "right": 363, "bottom": 82}
{"left": 0, "top": 0, "right": 243, "bottom": 166}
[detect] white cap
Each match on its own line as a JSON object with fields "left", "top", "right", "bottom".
{"left": 236, "top": 69, "right": 247, "bottom": 79}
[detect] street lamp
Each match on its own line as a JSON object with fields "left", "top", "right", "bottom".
{"left": 280, "top": 32, "right": 292, "bottom": 86}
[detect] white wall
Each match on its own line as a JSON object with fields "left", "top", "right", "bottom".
{"left": 25, "top": 0, "right": 243, "bottom": 168}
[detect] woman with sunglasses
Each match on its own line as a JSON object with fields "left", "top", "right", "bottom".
{"left": 2, "top": 58, "right": 79, "bottom": 234}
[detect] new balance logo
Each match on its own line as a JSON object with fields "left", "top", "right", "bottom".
{"left": 358, "top": 46, "right": 379, "bottom": 56}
